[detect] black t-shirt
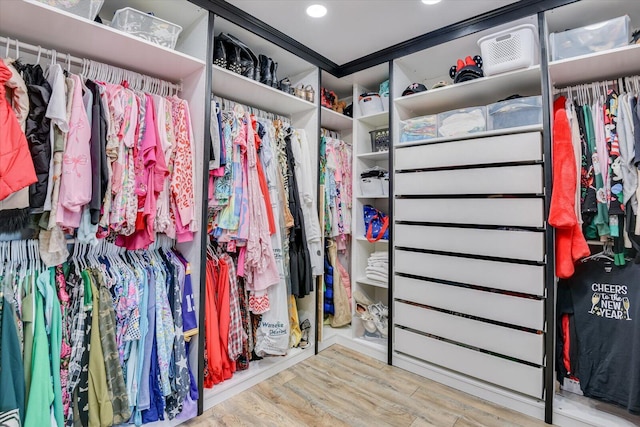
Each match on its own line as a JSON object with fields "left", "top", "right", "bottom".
{"left": 559, "top": 260, "right": 640, "bottom": 412}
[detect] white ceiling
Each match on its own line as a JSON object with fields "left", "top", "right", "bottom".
{"left": 227, "top": 0, "right": 521, "bottom": 65}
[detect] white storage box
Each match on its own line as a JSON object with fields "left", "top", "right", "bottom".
{"left": 550, "top": 16, "right": 631, "bottom": 61}
{"left": 400, "top": 115, "right": 437, "bottom": 143}
{"left": 360, "top": 177, "right": 384, "bottom": 197}
{"left": 37, "top": 0, "right": 104, "bottom": 20}
{"left": 487, "top": 96, "right": 542, "bottom": 130}
{"left": 437, "top": 106, "right": 487, "bottom": 137}
{"left": 359, "top": 93, "right": 383, "bottom": 116}
{"left": 382, "top": 176, "right": 389, "bottom": 196}
{"left": 381, "top": 95, "right": 390, "bottom": 112}
{"left": 477, "top": 24, "right": 538, "bottom": 76}
{"left": 111, "top": 7, "right": 183, "bottom": 49}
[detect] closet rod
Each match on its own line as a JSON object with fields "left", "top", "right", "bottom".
{"left": 212, "top": 95, "right": 290, "bottom": 124}
{"left": 1, "top": 35, "right": 82, "bottom": 66}
{"left": 553, "top": 79, "right": 618, "bottom": 95}
{"left": 320, "top": 127, "right": 341, "bottom": 139}
{"left": 1, "top": 35, "right": 182, "bottom": 94}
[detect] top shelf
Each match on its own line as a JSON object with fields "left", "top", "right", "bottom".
{"left": 321, "top": 107, "right": 353, "bottom": 131}
{"left": 394, "top": 66, "right": 542, "bottom": 119}
{"left": 358, "top": 111, "right": 389, "bottom": 127}
{"left": 549, "top": 44, "right": 640, "bottom": 88}
{"left": 212, "top": 65, "right": 317, "bottom": 116}
{"left": 0, "top": 0, "right": 205, "bottom": 82}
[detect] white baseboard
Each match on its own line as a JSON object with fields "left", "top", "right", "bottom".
{"left": 202, "top": 346, "right": 314, "bottom": 410}
{"left": 393, "top": 353, "right": 546, "bottom": 422}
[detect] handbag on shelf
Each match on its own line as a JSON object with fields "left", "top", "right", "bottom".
{"left": 216, "top": 33, "right": 259, "bottom": 80}
{"left": 321, "top": 87, "right": 337, "bottom": 109}
{"left": 363, "top": 205, "right": 389, "bottom": 242}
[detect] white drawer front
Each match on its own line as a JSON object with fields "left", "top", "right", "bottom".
{"left": 395, "top": 250, "right": 544, "bottom": 296}
{"left": 395, "top": 132, "right": 542, "bottom": 170}
{"left": 395, "top": 224, "right": 544, "bottom": 262}
{"left": 395, "top": 165, "right": 543, "bottom": 195}
{"left": 394, "top": 276, "right": 544, "bottom": 330}
{"left": 394, "top": 198, "right": 544, "bottom": 227}
{"left": 395, "top": 327, "right": 543, "bottom": 398}
{"left": 394, "top": 301, "right": 544, "bottom": 365}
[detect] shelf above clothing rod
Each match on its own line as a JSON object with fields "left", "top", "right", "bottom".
{"left": 1, "top": 35, "right": 183, "bottom": 94}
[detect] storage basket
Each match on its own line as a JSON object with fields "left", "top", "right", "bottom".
{"left": 360, "top": 177, "right": 384, "bottom": 197}
{"left": 37, "top": 0, "right": 104, "bottom": 20}
{"left": 381, "top": 95, "right": 389, "bottom": 112}
{"left": 369, "top": 128, "right": 390, "bottom": 152}
{"left": 359, "top": 92, "right": 383, "bottom": 116}
{"left": 477, "top": 24, "right": 538, "bottom": 76}
{"left": 111, "top": 7, "right": 183, "bottom": 49}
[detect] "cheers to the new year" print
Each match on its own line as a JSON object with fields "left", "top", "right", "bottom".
{"left": 589, "top": 283, "right": 632, "bottom": 320}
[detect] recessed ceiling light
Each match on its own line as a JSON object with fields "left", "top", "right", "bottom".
{"left": 421, "top": 0, "right": 442, "bottom": 4}
{"left": 306, "top": 4, "right": 327, "bottom": 18}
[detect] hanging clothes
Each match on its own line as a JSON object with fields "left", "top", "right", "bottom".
{"left": 205, "top": 100, "right": 320, "bottom": 385}
{"left": 13, "top": 59, "right": 52, "bottom": 213}
{"left": 0, "top": 240, "right": 197, "bottom": 426}
{"left": 0, "top": 59, "right": 37, "bottom": 231}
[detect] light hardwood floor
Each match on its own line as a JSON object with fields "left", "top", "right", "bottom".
{"left": 187, "top": 344, "right": 549, "bottom": 427}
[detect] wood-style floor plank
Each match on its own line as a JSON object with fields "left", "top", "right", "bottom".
{"left": 185, "top": 344, "right": 549, "bottom": 427}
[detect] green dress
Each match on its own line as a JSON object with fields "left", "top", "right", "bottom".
{"left": 0, "top": 295, "right": 25, "bottom": 423}
{"left": 24, "top": 273, "right": 54, "bottom": 427}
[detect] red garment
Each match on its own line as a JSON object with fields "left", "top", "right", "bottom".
{"left": 561, "top": 313, "right": 571, "bottom": 375}
{"left": 550, "top": 97, "right": 590, "bottom": 278}
{"left": 216, "top": 257, "right": 236, "bottom": 379}
{"left": 0, "top": 59, "right": 37, "bottom": 201}
{"left": 204, "top": 258, "right": 222, "bottom": 388}
{"left": 251, "top": 115, "right": 276, "bottom": 234}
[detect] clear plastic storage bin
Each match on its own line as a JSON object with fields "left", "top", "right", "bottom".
{"left": 37, "top": 0, "right": 104, "bottom": 20}
{"left": 399, "top": 115, "right": 437, "bottom": 143}
{"left": 437, "top": 106, "right": 487, "bottom": 138}
{"left": 111, "top": 7, "right": 183, "bottom": 49}
{"left": 550, "top": 16, "right": 631, "bottom": 61}
{"left": 487, "top": 96, "right": 542, "bottom": 130}
{"left": 477, "top": 24, "right": 539, "bottom": 76}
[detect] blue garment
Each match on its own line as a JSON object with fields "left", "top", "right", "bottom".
{"left": 137, "top": 269, "right": 155, "bottom": 415}
{"left": 217, "top": 105, "right": 226, "bottom": 166}
{"left": 132, "top": 266, "right": 150, "bottom": 426}
{"left": 141, "top": 326, "right": 164, "bottom": 423}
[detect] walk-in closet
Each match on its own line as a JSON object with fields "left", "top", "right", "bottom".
{"left": 2, "top": 0, "right": 640, "bottom": 426}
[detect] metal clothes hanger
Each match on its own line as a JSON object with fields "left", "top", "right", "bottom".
{"left": 582, "top": 241, "right": 615, "bottom": 262}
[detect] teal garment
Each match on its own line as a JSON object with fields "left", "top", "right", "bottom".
{"left": 46, "top": 268, "right": 64, "bottom": 427}
{"left": 584, "top": 105, "right": 610, "bottom": 237}
{"left": 0, "top": 296, "right": 26, "bottom": 424}
{"left": 24, "top": 275, "right": 54, "bottom": 427}
{"left": 22, "top": 274, "right": 35, "bottom": 399}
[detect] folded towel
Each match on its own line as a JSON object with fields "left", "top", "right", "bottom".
{"left": 365, "top": 272, "right": 388, "bottom": 283}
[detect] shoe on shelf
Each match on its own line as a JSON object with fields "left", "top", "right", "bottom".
{"left": 369, "top": 303, "right": 388, "bottom": 338}
{"left": 353, "top": 290, "right": 374, "bottom": 307}
{"left": 362, "top": 329, "right": 382, "bottom": 340}
{"left": 370, "top": 302, "right": 388, "bottom": 318}
{"left": 355, "top": 303, "right": 377, "bottom": 334}
{"left": 299, "top": 319, "right": 311, "bottom": 349}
